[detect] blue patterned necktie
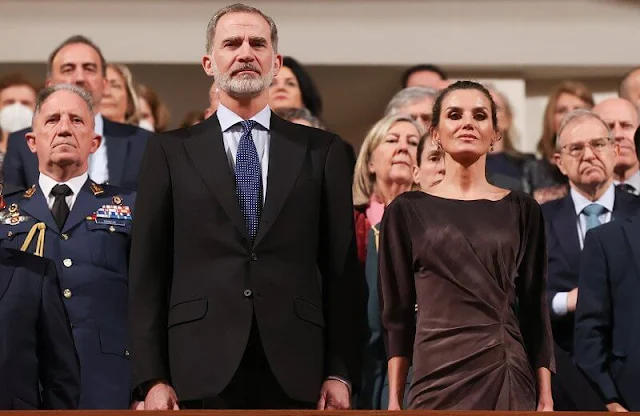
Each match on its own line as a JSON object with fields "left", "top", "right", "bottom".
{"left": 235, "top": 120, "right": 262, "bottom": 242}
{"left": 582, "top": 203, "right": 606, "bottom": 231}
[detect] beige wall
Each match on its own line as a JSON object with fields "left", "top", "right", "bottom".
{"left": 1, "top": 0, "right": 637, "bottom": 153}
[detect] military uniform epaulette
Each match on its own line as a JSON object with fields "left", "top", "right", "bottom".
{"left": 89, "top": 182, "right": 136, "bottom": 199}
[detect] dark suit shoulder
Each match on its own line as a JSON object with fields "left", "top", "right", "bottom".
{"left": 7, "top": 127, "right": 31, "bottom": 141}
{"left": 589, "top": 213, "right": 633, "bottom": 240}
{"left": 271, "top": 112, "right": 341, "bottom": 147}
{"left": 540, "top": 194, "right": 569, "bottom": 219}
{"left": 615, "top": 186, "right": 640, "bottom": 206}
{"left": 103, "top": 118, "right": 151, "bottom": 139}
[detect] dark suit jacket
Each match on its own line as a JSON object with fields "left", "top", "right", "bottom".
{"left": 3, "top": 117, "right": 149, "bottom": 191}
{"left": 0, "top": 247, "right": 80, "bottom": 410}
{"left": 0, "top": 181, "right": 135, "bottom": 409}
{"left": 541, "top": 187, "right": 638, "bottom": 352}
{"left": 574, "top": 215, "right": 640, "bottom": 410}
{"left": 129, "top": 112, "right": 364, "bottom": 403}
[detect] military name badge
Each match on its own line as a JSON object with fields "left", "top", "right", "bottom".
{"left": 91, "top": 204, "right": 132, "bottom": 226}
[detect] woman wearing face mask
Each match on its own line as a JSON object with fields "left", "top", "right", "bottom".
{"left": 352, "top": 113, "right": 423, "bottom": 410}
{"left": 379, "top": 81, "right": 554, "bottom": 411}
{"left": 0, "top": 74, "right": 37, "bottom": 169}
{"left": 100, "top": 64, "right": 139, "bottom": 125}
{"left": 136, "top": 84, "right": 170, "bottom": 133}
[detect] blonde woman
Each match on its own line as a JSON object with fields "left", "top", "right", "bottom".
{"left": 524, "top": 81, "right": 594, "bottom": 203}
{"left": 353, "top": 113, "right": 423, "bottom": 410}
{"left": 100, "top": 63, "right": 139, "bottom": 125}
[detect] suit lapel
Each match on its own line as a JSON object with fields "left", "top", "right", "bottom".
{"left": 62, "top": 180, "right": 95, "bottom": 234}
{"left": 0, "top": 249, "right": 16, "bottom": 301}
{"left": 19, "top": 186, "right": 59, "bottom": 233}
{"left": 253, "top": 115, "right": 307, "bottom": 246}
{"left": 104, "top": 120, "right": 128, "bottom": 186}
{"left": 554, "top": 196, "right": 581, "bottom": 270}
{"left": 184, "top": 115, "right": 249, "bottom": 241}
{"left": 612, "top": 188, "right": 634, "bottom": 221}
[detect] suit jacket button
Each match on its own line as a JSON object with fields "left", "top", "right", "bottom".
{"left": 243, "top": 289, "right": 253, "bottom": 298}
{"left": 63, "top": 258, "right": 73, "bottom": 267}
{"left": 63, "top": 289, "right": 72, "bottom": 299}
{"left": 124, "top": 349, "right": 130, "bottom": 357}
{"left": 61, "top": 233, "right": 69, "bottom": 240}
{"left": 250, "top": 253, "right": 257, "bottom": 261}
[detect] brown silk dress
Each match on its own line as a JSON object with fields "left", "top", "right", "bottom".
{"left": 379, "top": 190, "right": 555, "bottom": 410}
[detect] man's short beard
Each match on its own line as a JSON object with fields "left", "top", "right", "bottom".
{"left": 213, "top": 61, "right": 276, "bottom": 99}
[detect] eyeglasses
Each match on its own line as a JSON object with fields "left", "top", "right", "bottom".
{"left": 558, "top": 137, "right": 612, "bottom": 158}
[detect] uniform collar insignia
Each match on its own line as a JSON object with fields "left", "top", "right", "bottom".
{"left": 23, "top": 185, "right": 36, "bottom": 199}
{"left": 90, "top": 182, "right": 104, "bottom": 196}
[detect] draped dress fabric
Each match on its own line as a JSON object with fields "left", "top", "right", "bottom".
{"left": 378, "top": 190, "right": 555, "bottom": 410}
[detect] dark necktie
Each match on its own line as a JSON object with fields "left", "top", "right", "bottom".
{"left": 616, "top": 183, "right": 636, "bottom": 195}
{"left": 51, "top": 184, "right": 72, "bottom": 229}
{"left": 234, "top": 120, "right": 262, "bottom": 242}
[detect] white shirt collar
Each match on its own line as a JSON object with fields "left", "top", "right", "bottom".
{"left": 39, "top": 172, "right": 88, "bottom": 199}
{"left": 94, "top": 113, "right": 104, "bottom": 137}
{"left": 571, "top": 183, "right": 615, "bottom": 215}
{"left": 216, "top": 103, "right": 271, "bottom": 132}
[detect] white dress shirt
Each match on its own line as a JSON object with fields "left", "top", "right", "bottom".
{"left": 88, "top": 113, "right": 109, "bottom": 185}
{"left": 552, "top": 184, "right": 615, "bottom": 316}
{"left": 39, "top": 172, "right": 88, "bottom": 210}
{"left": 216, "top": 103, "right": 271, "bottom": 203}
{"left": 614, "top": 170, "right": 640, "bottom": 195}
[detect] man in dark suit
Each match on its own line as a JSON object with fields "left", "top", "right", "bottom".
{"left": 575, "top": 209, "right": 640, "bottom": 411}
{"left": 129, "top": 3, "right": 363, "bottom": 410}
{"left": 0, "top": 245, "right": 80, "bottom": 410}
{"left": 574, "top": 112, "right": 640, "bottom": 412}
{"left": 542, "top": 109, "right": 639, "bottom": 411}
{"left": 0, "top": 83, "right": 136, "bottom": 409}
{"left": 3, "top": 35, "right": 149, "bottom": 191}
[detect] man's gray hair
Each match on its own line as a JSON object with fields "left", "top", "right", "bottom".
{"left": 206, "top": 3, "right": 278, "bottom": 54}
{"left": 556, "top": 108, "right": 613, "bottom": 150}
{"left": 33, "top": 83, "right": 94, "bottom": 123}
{"left": 384, "top": 86, "right": 438, "bottom": 116}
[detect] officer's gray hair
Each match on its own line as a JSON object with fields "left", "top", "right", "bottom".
{"left": 556, "top": 109, "right": 613, "bottom": 150}
{"left": 206, "top": 3, "right": 279, "bottom": 54}
{"left": 384, "top": 86, "right": 439, "bottom": 116}
{"left": 33, "top": 83, "right": 94, "bottom": 124}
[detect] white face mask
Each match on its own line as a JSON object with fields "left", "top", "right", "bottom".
{"left": 138, "top": 118, "right": 155, "bottom": 132}
{"left": 0, "top": 103, "right": 33, "bottom": 134}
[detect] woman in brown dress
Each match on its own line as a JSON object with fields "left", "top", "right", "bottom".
{"left": 379, "top": 81, "right": 555, "bottom": 411}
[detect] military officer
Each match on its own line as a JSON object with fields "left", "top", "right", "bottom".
{"left": 0, "top": 83, "right": 135, "bottom": 409}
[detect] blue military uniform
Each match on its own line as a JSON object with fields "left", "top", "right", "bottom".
{"left": 0, "top": 179, "right": 135, "bottom": 409}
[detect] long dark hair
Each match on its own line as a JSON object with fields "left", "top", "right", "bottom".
{"left": 282, "top": 56, "right": 323, "bottom": 117}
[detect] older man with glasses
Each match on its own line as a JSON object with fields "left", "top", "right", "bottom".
{"left": 541, "top": 109, "right": 640, "bottom": 411}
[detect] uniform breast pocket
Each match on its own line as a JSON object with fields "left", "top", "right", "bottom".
{"left": 0, "top": 221, "right": 37, "bottom": 251}
{"left": 86, "top": 221, "right": 131, "bottom": 272}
